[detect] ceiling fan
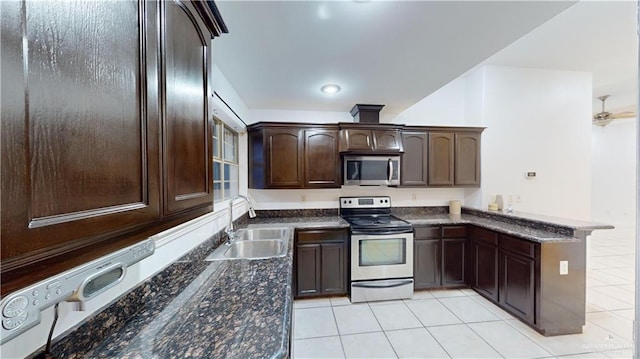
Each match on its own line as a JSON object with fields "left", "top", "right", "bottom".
{"left": 592, "top": 95, "right": 636, "bottom": 127}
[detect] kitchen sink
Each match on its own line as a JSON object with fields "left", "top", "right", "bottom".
{"left": 205, "top": 227, "right": 290, "bottom": 261}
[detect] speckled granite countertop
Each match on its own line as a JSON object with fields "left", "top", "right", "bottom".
{"left": 396, "top": 207, "right": 613, "bottom": 243}
{"left": 43, "top": 211, "right": 609, "bottom": 358}
{"left": 46, "top": 217, "right": 347, "bottom": 359}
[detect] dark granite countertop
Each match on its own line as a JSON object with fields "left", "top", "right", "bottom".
{"left": 45, "top": 210, "right": 611, "bottom": 358}
{"left": 47, "top": 217, "right": 348, "bottom": 359}
{"left": 396, "top": 207, "right": 613, "bottom": 243}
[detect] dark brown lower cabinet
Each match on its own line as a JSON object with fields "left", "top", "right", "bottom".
{"left": 499, "top": 249, "right": 535, "bottom": 322}
{"left": 413, "top": 225, "right": 466, "bottom": 289}
{"left": 414, "top": 238, "right": 440, "bottom": 289}
{"left": 294, "top": 228, "right": 348, "bottom": 298}
{"left": 469, "top": 226, "right": 499, "bottom": 301}
{"left": 442, "top": 238, "right": 465, "bottom": 286}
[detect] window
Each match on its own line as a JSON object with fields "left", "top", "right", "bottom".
{"left": 213, "top": 118, "right": 239, "bottom": 202}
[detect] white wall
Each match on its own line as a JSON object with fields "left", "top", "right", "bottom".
{"left": 476, "top": 66, "right": 593, "bottom": 220}
{"left": 393, "top": 78, "right": 467, "bottom": 126}
{"left": 591, "top": 118, "right": 637, "bottom": 227}
{"left": 250, "top": 187, "right": 465, "bottom": 210}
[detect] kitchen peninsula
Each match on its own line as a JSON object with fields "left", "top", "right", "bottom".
{"left": 38, "top": 207, "right": 611, "bottom": 358}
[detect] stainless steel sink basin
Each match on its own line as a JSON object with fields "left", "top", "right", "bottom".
{"left": 205, "top": 227, "right": 290, "bottom": 261}
{"left": 235, "top": 227, "right": 289, "bottom": 241}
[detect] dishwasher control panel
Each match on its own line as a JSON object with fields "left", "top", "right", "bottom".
{"left": 0, "top": 239, "right": 154, "bottom": 344}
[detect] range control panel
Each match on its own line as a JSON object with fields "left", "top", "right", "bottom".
{"left": 340, "top": 196, "right": 391, "bottom": 209}
{"left": 0, "top": 239, "right": 155, "bottom": 344}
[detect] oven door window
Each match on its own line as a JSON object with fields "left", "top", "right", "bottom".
{"left": 359, "top": 238, "right": 406, "bottom": 266}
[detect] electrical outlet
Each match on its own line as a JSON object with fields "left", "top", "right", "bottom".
{"left": 515, "top": 195, "right": 522, "bottom": 203}
{"left": 411, "top": 193, "right": 417, "bottom": 200}
{"left": 559, "top": 260, "right": 568, "bottom": 275}
{"left": 508, "top": 194, "right": 513, "bottom": 203}
{"left": 301, "top": 194, "right": 306, "bottom": 202}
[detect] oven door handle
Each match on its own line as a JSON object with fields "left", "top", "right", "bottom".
{"left": 351, "top": 229, "right": 413, "bottom": 236}
{"left": 352, "top": 279, "right": 414, "bottom": 289}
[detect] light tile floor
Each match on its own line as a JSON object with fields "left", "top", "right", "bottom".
{"left": 292, "top": 226, "right": 636, "bottom": 358}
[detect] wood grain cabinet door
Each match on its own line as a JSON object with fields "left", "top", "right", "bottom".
{"left": 427, "top": 132, "right": 454, "bottom": 186}
{"left": 442, "top": 238, "right": 466, "bottom": 286}
{"left": 162, "top": 0, "right": 213, "bottom": 215}
{"left": 295, "top": 244, "right": 322, "bottom": 296}
{"left": 339, "top": 129, "right": 373, "bottom": 151}
{"left": 0, "top": 0, "right": 160, "bottom": 293}
{"left": 265, "top": 128, "right": 304, "bottom": 188}
{"left": 414, "top": 239, "right": 441, "bottom": 289}
{"left": 472, "top": 240, "right": 499, "bottom": 300}
{"left": 400, "top": 131, "right": 428, "bottom": 186}
{"left": 304, "top": 129, "right": 341, "bottom": 188}
{"left": 321, "top": 242, "right": 346, "bottom": 293}
{"left": 455, "top": 132, "right": 481, "bottom": 186}
{"left": 499, "top": 250, "right": 536, "bottom": 323}
{"left": 372, "top": 130, "right": 403, "bottom": 152}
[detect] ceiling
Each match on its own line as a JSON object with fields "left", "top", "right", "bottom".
{"left": 213, "top": 0, "right": 638, "bottom": 117}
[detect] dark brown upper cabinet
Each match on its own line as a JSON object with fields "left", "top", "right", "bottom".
{"left": 455, "top": 132, "right": 481, "bottom": 186}
{"left": 0, "top": 0, "right": 226, "bottom": 295}
{"left": 338, "top": 126, "right": 404, "bottom": 154}
{"left": 163, "top": 0, "right": 214, "bottom": 215}
{"left": 428, "top": 132, "right": 455, "bottom": 186}
{"left": 248, "top": 123, "right": 340, "bottom": 189}
{"left": 304, "top": 129, "right": 341, "bottom": 188}
{"left": 428, "top": 129, "right": 483, "bottom": 187}
{"left": 400, "top": 131, "right": 428, "bottom": 186}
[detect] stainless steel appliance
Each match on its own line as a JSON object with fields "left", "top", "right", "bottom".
{"left": 340, "top": 196, "right": 413, "bottom": 302}
{"left": 343, "top": 156, "right": 400, "bottom": 186}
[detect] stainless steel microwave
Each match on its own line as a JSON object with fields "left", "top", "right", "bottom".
{"left": 343, "top": 156, "right": 400, "bottom": 186}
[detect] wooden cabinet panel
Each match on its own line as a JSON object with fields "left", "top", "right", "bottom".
{"left": 400, "top": 131, "right": 428, "bottom": 186}
{"left": 500, "top": 250, "right": 535, "bottom": 323}
{"left": 1, "top": 1, "right": 161, "bottom": 294}
{"left": 455, "top": 133, "right": 481, "bottom": 186}
{"left": 339, "top": 128, "right": 403, "bottom": 153}
{"left": 372, "top": 130, "right": 403, "bottom": 152}
{"left": 427, "top": 132, "right": 454, "bottom": 186}
{"left": 296, "top": 244, "right": 321, "bottom": 296}
{"left": 163, "top": 0, "right": 213, "bottom": 214}
{"left": 249, "top": 124, "right": 339, "bottom": 189}
{"left": 414, "top": 239, "right": 440, "bottom": 289}
{"left": 321, "top": 243, "right": 346, "bottom": 293}
{"left": 1, "top": 0, "right": 224, "bottom": 295}
{"left": 472, "top": 240, "right": 499, "bottom": 301}
{"left": 340, "top": 129, "right": 373, "bottom": 151}
{"left": 442, "top": 238, "right": 466, "bottom": 286}
{"left": 304, "top": 129, "right": 341, "bottom": 188}
{"left": 265, "top": 128, "right": 304, "bottom": 188}
{"left": 294, "top": 228, "right": 347, "bottom": 298}
{"left": 414, "top": 225, "right": 466, "bottom": 289}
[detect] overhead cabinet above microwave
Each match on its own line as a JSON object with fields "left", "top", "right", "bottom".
{"left": 338, "top": 125, "right": 404, "bottom": 154}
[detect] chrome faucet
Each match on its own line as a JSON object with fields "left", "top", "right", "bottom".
{"left": 225, "top": 195, "right": 257, "bottom": 243}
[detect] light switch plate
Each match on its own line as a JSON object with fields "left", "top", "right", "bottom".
{"left": 560, "top": 260, "right": 569, "bottom": 275}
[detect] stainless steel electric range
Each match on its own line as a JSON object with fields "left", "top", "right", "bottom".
{"left": 340, "top": 196, "right": 414, "bottom": 303}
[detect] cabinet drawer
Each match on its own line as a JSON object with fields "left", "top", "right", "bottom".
{"left": 442, "top": 225, "right": 467, "bottom": 238}
{"left": 296, "top": 228, "right": 346, "bottom": 243}
{"left": 471, "top": 226, "right": 498, "bottom": 246}
{"left": 414, "top": 226, "right": 441, "bottom": 239}
{"left": 500, "top": 235, "right": 536, "bottom": 258}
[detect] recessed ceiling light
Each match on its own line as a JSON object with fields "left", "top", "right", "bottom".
{"left": 321, "top": 84, "right": 341, "bottom": 94}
